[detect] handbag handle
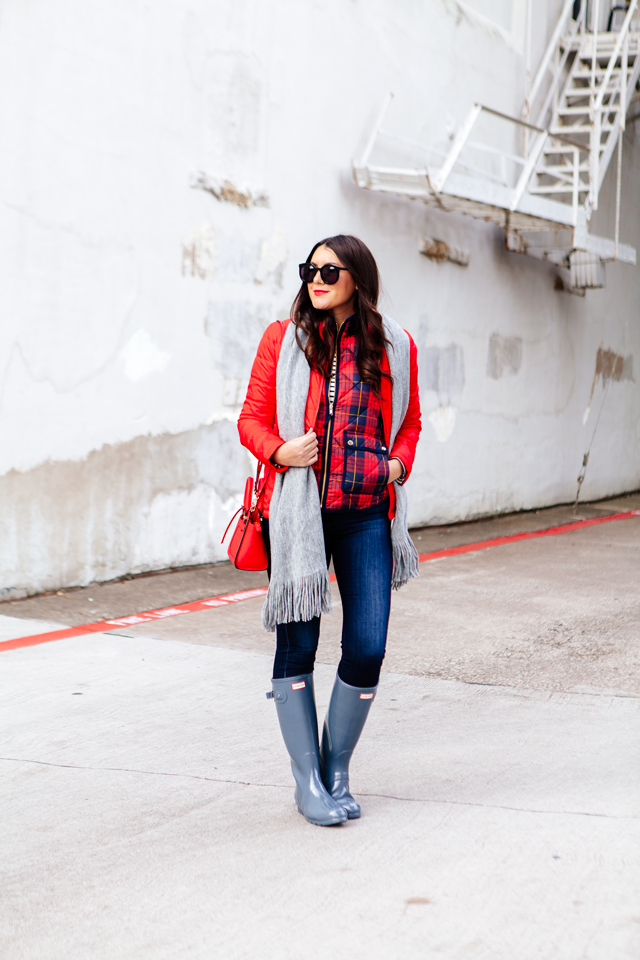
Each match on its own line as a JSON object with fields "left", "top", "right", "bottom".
{"left": 221, "top": 506, "right": 243, "bottom": 544}
{"left": 221, "top": 462, "right": 268, "bottom": 545}
{"left": 252, "top": 462, "right": 268, "bottom": 513}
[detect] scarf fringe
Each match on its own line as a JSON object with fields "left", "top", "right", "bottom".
{"left": 391, "top": 534, "right": 420, "bottom": 590}
{"left": 262, "top": 571, "right": 333, "bottom": 633}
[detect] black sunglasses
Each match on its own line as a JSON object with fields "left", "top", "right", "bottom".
{"left": 299, "top": 263, "right": 350, "bottom": 285}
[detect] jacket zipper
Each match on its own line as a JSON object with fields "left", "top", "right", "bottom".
{"left": 320, "top": 326, "right": 342, "bottom": 507}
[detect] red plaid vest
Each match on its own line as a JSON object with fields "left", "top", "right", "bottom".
{"left": 312, "top": 317, "right": 390, "bottom": 510}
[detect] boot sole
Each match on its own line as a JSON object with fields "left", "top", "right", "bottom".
{"left": 296, "top": 805, "right": 347, "bottom": 827}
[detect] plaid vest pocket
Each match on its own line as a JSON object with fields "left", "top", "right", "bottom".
{"left": 342, "top": 433, "right": 390, "bottom": 495}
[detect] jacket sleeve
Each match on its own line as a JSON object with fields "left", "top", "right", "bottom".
{"left": 237, "top": 321, "right": 288, "bottom": 468}
{"left": 389, "top": 333, "right": 421, "bottom": 480}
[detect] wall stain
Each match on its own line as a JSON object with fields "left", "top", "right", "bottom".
{"left": 487, "top": 334, "right": 522, "bottom": 380}
{"left": 583, "top": 346, "right": 634, "bottom": 423}
{"left": 594, "top": 346, "right": 633, "bottom": 383}
{"left": 423, "top": 344, "right": 465, "bottom": 403}
{"left": 205, "top": 301, "right": 271, "bottom": 380}
{"left": 182, "top": 224, "right": 215, "bottom": 279}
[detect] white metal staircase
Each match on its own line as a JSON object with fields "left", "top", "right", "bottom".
{"left": 352, "top": 0, "right": 640, "bottom": 290}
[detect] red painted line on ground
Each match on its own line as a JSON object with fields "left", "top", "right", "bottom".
{"left": 2, "top": 510, "right": 638, "bottom": 654}
{"left": 416, "top": 510, "right": 640, "bottom": 563}
{"left": 0, "top": 589, "right": 269, "bottom": 653}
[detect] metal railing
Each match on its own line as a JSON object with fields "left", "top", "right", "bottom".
{"left": 354, "top": 0, "right": 639, "bottom": 236}
{"left": 525, "top": 0, "right": 585, "bottom": 130}
{"left": 433, "top": 103, "right": 586, "bottom": 220}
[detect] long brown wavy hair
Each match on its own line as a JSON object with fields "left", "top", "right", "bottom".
{"left": 292, "top": 234, "right": 391, "bottom": 394}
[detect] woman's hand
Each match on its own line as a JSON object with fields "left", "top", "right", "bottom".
{"left": 388, "top": 458, "right": 404, "bottom": 483}
{"left": 273, "top": 429, "right": 319, "bottom": 467}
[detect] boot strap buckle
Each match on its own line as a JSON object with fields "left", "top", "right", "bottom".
{"left": 266, "top": 689, "right": 287, "bottom": 702}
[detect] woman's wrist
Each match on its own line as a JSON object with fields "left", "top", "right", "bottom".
{"left": 272, "top": 442, "right": 286, "bottom": 465}
{"left": 271, "top": 442, "right": 289, "bottom": 470}
{"left": 388, "top": 457, "right": 405, "bottom": 483}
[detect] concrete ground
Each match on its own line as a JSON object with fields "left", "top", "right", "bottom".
{"left": 1, "top": 494, "right": 639, "bottom": 959}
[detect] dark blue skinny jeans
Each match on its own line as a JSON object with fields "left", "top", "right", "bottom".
{"left": 262, "top": 500, "right": 393, "bottom": 688}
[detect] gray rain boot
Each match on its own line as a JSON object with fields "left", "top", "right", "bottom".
{"left": 267, "top": 674, "right": 347, "bottom": 827}
{"left": 320, "top": 673, "right": 377, "bottom": 819}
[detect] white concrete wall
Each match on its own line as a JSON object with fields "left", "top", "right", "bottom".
{"left": 1, "top": 0, "right": 638, "bottom": 597}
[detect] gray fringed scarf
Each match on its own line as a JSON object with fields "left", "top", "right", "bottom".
{"left": 262, "top": 314, "right": 419, "bottom": 632}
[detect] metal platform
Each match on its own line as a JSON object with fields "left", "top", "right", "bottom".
{"left": 353, "top": 0, "right": 640, "bottom": 288}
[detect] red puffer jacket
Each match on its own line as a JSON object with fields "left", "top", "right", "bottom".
{"left": 238, "top": 320, "right": 421, "bottom": 518}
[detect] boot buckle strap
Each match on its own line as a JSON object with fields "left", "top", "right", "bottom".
{"left": 266, "top": 689, "right": 287, "bottom": 703}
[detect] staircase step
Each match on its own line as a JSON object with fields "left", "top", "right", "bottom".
{"left": 549, "top": 124, "right": 616, "bottom": 133}
{"left": 529, "top": 185, "right": 589, "bottom": 195}
{"left": 556, "top": 106, "right": 621, "bottom": 116}
{"left": 530, "top": 181, "right": 588, "bottom": 188}
{"left": 566, "top": 86, "right": 632, "bottom": 99}
{"left": 575, "top": 37, "right": 638, "bottom": 52}
{"left": 562, "top": 77, "right": 618, "bottom": 97}
{"left": 542, "top": 144, "right": 589, "bottom": 155}
{"left": 573, "top": 69, "right": 624, "bottom": 78}
{"left": 540, "top": 144, "right": 606, "bottom": 159}
{"left": 535, "top": 169, "right": 590, "bottom": 179}
{"left": 537, "top": 163, "right": 590, "bottom": 174}
{"left": 566, "top": 85, "right": 625, "bottom": 96}
{"left": 576, "top": 56, "right": 623, "bottom": 66}
{"left": 574, "top": 58, "right": 638, "bottom": 70}
{"left": 565, "top": 88, "right": 619, "bottom": 98}
{"left": 544, "top": 148, "right": 609, "bottom": 160}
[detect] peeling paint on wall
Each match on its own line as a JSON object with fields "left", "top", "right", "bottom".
{"left": 429, "top": 405, "right": 457, "bottom": 442}
{"left": 190, "top": 171, "right": 269, "bottom": 208}
{"left": 583, "top": 346, "right": 634, "bottom": 423}
{"left": 182, "top": 224, "right": 215, "bottom": 279}
{"left": 419, "top": 236, "right": 469, "bottom": 266}
{"left": 120, "top": 330, "right": 171, "bottom": 383}
{"left": 255, "top": 229, "right": 288, "bottom": 285}
{"left": 486, "top": 334, "right": 523, "bottom": 380}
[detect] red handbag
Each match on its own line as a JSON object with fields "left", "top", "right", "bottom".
{"left": 221, "top": 465, "right": 268, "bottom": 571}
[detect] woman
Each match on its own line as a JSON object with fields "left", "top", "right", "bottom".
{"left": 238, "top": 235, "right": 421, "bottom": 826}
